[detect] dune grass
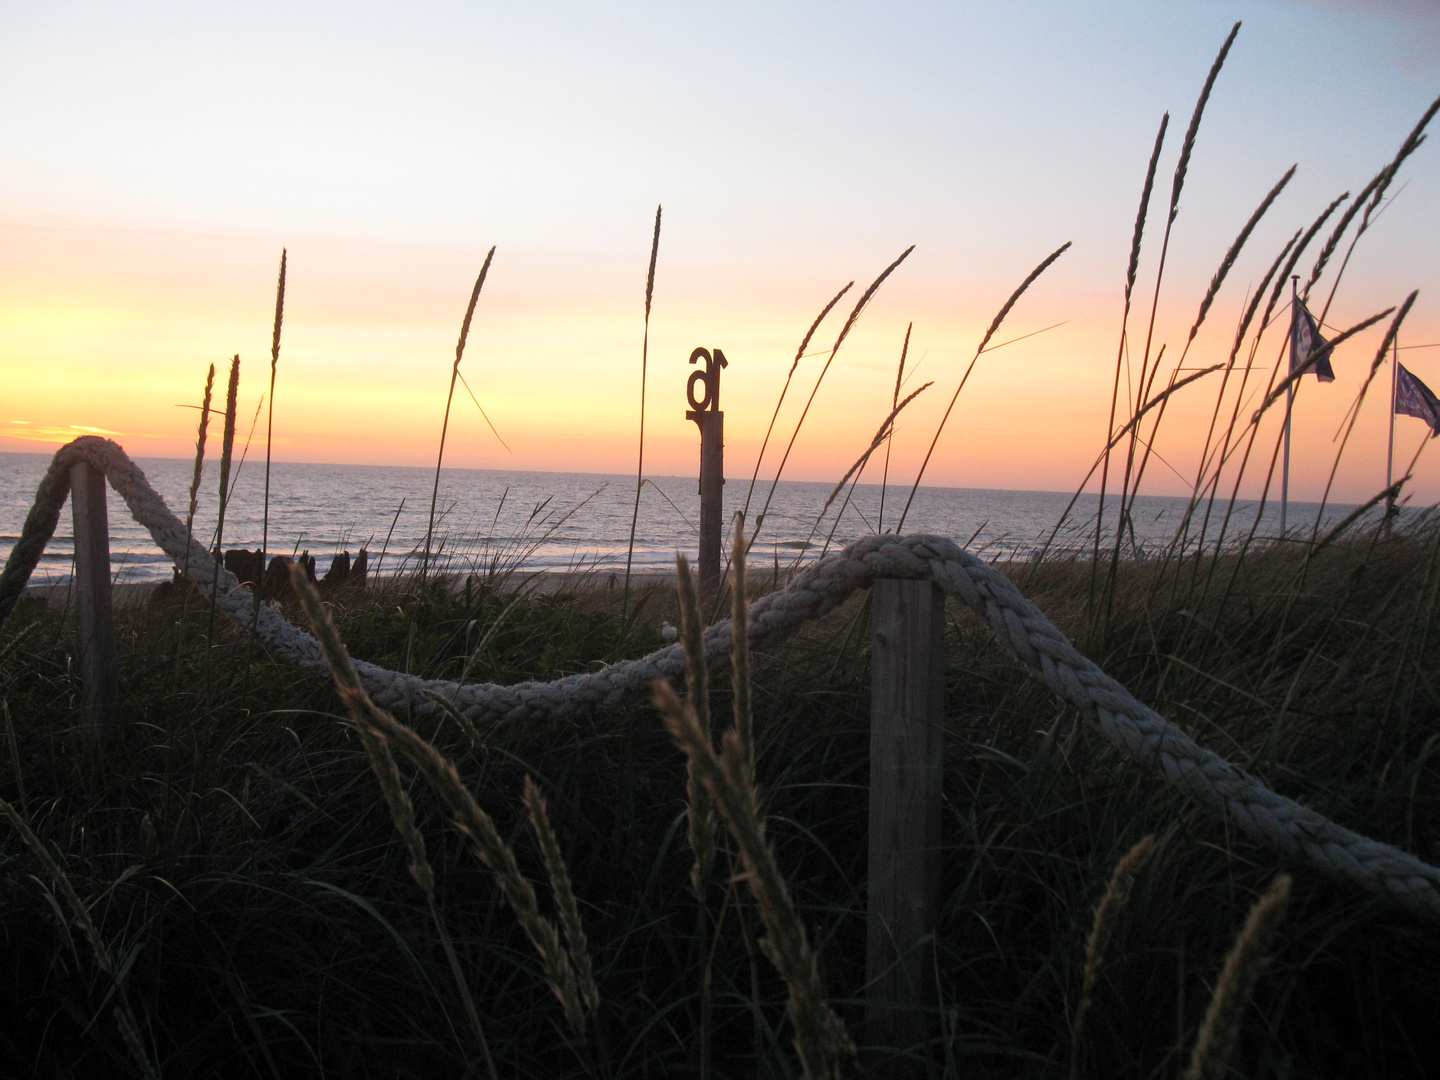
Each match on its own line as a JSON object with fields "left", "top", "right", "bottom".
{"left": 2, "top": 503, "right": 1440, "bottom": 1078}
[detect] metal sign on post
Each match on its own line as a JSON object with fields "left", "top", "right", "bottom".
{"left": 686, "top": 347, "right": 727, "bottom": 593}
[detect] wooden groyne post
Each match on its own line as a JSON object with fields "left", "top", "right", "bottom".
{"left": 686, "top": 347, "right": 727, "bottom": 593}
{"left": 868, "top": 577, "right": 945, "bottom": 1068}
{"left": 70, "top": 461, "right": 117, "bottom": 745}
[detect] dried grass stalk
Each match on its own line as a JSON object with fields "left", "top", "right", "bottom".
{"left": 206, "top": 356, "right": 241, "bottom": 650}
{"left": 426, "top": 248, "right": 496, "bottom": 579}
{"left": 820, "top": 380, "right": 932, "bottom": 515}
{"left": 184, "top": 363, "right": 215, "bottom": 547}
{"left": 216, "top": 354, "right": 240, "bottom": 541}
{"left": 260, "top": 247, "right": 286, "bottom": 601}
{"left": 1126, "top": 113, "right": 1169, "bottom": 303}
{"left": 655, "top": 682, "right": 856, "bottom": 1080}
{"left": 1311, "top": 91, "right": 1438, "bottom": 317}
{"left": 1070, "top": 834, "right": 1155, "bottom": 1080}
{"left": 290, "top": 564, "right": 594, "bottom": 1038}
{"left": 676, "top": 553, "right": 717, "bottom": 901}
{"left": 1263, "top": 190, "right": 1349, "bottom": 329}
{"left": 899, "top": 241, "right": 1071, "bottom": 529}
{"left": 624, "top": 205, "right": 663, "bottom": 609}
{"left": 1182, "top": 874, "right": 1293, "bottom": 1080}
{"left": 729, "top": 515, "right": 754, "bottom": 783}
{"left": 741, "top": 280, "right": 854, "bottom": 528}
{"left": 523, "top": 775, "right": 600, "bottom": 1017}
{"left": 352, "top": 700, "right": 497, "bottom": 1078}
{"left": 753, "top": 247, "right": 914, "bottom": 543}
{"left": 1188, "top": 165, "right": 1295, "bottom": 343}
{"left": 877, "top": 322, "right": 912, "bottom": 531}
{"left": 1170, "top": 22, "right": 1241, "bottom": 225}
{"left": 1097, "top": 111, "right": 1169, "bottom": 571}
{"left": 2, "top": 799, "right": 160, "bottom": 1080}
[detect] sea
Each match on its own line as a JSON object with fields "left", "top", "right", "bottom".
{"left": 0, "top": 451, "right": 1360, "bottom": 587}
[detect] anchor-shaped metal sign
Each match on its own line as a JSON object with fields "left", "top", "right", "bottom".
{"left": 685, "top": 347, "right": 728, "bottom": 419}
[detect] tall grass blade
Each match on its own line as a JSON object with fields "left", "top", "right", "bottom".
{"left": 455, "top": 368, "right": 511, "bottom": 453}
{"left": 752, "top": 247, "right": 914, "bottom": 546}
{"left": 1310, "top": 291, "right": 1419, "bottom": 522}
{"left": 2, "top": 799, "right": 160, "bottom": 1080}
{"left": 1120, "top": 21, "right": 1240, "bottom": 550}
{"left": 877, "top": 322, "right": 911, "bottom": 532}
{"left": 354, "top": 690, "right": 499, "bottom": 1079}
{"left": 1096, "top": 112, "right": 1169, "bottom": 579}
{"left": 206, "top": 355, "right": 240, "bottom": 669}
{"left": 624, "top": 204, "right": 663, "bottom": 613}
{"left": 1070, "top": 835, "right": 1154, "bottom": 1080}
{"left": 523, "top": 776, "right": 600, "bottom": 1018}
{"left": 1119, "top": 165, "right": 1294, "bottom": 525}
{"left": 1188, "top": 165, "right": 1294, "bottom": 345}
{"left": 1313, "top": 91, "right": 1439, "bottom": 320}
{"left": 1181, "top": 227, "right": 1302, "bottom": 556}
{"left": 655, "top": 680, "right": 857, "bottom": 1080}
{"left": 183, "top": 363, "right": 216, "bottom": 572}
{"left": 1182, "top": 191, "right": 1355, "bottom": 554}
{"left": 260, "top": 248, "right": 286, "bottom": 607}
{"left": 289, "top": 564, "right": 593, "bottom": 1038}
{"left": 676, "top": 554, "right": 716, "bottom": 902}
{"left": 1170, "top": 22, "right": 1241, "bottom": 226}
{"left": 898, "top": 241, "right": 1070, "bottom": 530}
{"left": 425, "top": 247, "right": 496, "bottom": 581}
{"left": 729, "top": 514, "right": 754, "bottom": 781}
{"left": 1181, "top": 875, "right": 1292, "bottom": 1080}
{"left": 741, "top": 280, "right": 854, "bottom": 528}
{"left": 1127, "top": 114, "right": 1169, "bottom": 305}
{"left": 820, "top": 381, "right": 933, "bottom": 521}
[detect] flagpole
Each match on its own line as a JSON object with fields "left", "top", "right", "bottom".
{"left": 1387, "top": 329, "right": 1398, "bottom": 521}
{"left": 1282, "top": 276, "right": 1298, "bottom": 537}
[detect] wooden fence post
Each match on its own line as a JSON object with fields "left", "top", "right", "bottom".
{"left": 69, "top": 461, "right": 117, "bottom": 745}
{"left": 686, "top": 346, "right": 728, "bottom": 593}
{"left": 868, "top": 577, "right": 944, "bottom": 1067}
{"left": 696, "top": 410, "right": 724, "bottom": 592}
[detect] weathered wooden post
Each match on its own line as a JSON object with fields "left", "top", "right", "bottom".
{"left": 686, "top": 347, "right": 727, "bottom": 593}
{"left": 69, "top": 461, "right": 118, "bottom": 745}
{"left": 868, "top": 577, "right": 945, "bottom": 1068}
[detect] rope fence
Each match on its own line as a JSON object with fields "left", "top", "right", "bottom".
{"left": 3, "top": 436, "right": 1440, "bottom": 921}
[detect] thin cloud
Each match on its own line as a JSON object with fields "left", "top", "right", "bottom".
{"left": 1287, "top": 0, "right": 1440, "bottom": 62}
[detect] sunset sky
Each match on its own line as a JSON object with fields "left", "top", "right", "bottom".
{"left": 2, "top": 1, "right": 1438, "bottom": 504}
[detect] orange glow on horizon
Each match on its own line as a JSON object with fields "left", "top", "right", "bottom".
{"left": 4, "top": 227, "right": 1439, "bottom": 506}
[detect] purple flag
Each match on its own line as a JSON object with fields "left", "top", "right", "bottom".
{"left": 1396, "top": 362, "right": 1440, "bottom": 437}
{"left": 1290, "top": 300, "right": 1335, "bottom": 382}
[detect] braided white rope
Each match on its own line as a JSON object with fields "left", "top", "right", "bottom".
{"left": 4, "top": 437, "right": 1440, "bottom": 919}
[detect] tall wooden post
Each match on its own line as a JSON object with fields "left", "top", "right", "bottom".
{"left": 69, "top": 461, "right": 118, "bottom": 745}
{"left": 686, "top": 347, "right": 727, "bottom": 593}
{"left": 868, "top": 578, "right": 944, "bottom": 1068}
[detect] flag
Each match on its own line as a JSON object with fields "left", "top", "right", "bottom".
{"left": 1290, "top": 299, "right": 1335, "bottom": 382}
{"left": 1396, "top": 362, "right": 1440, "bottom": 437}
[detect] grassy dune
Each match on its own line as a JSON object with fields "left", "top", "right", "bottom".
{"left": 1, "top": 512, "right": 1439, "bottom": 1078}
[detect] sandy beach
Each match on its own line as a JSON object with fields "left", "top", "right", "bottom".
{"left": 20, "top": 567, "right": 681, "bottom": 607}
